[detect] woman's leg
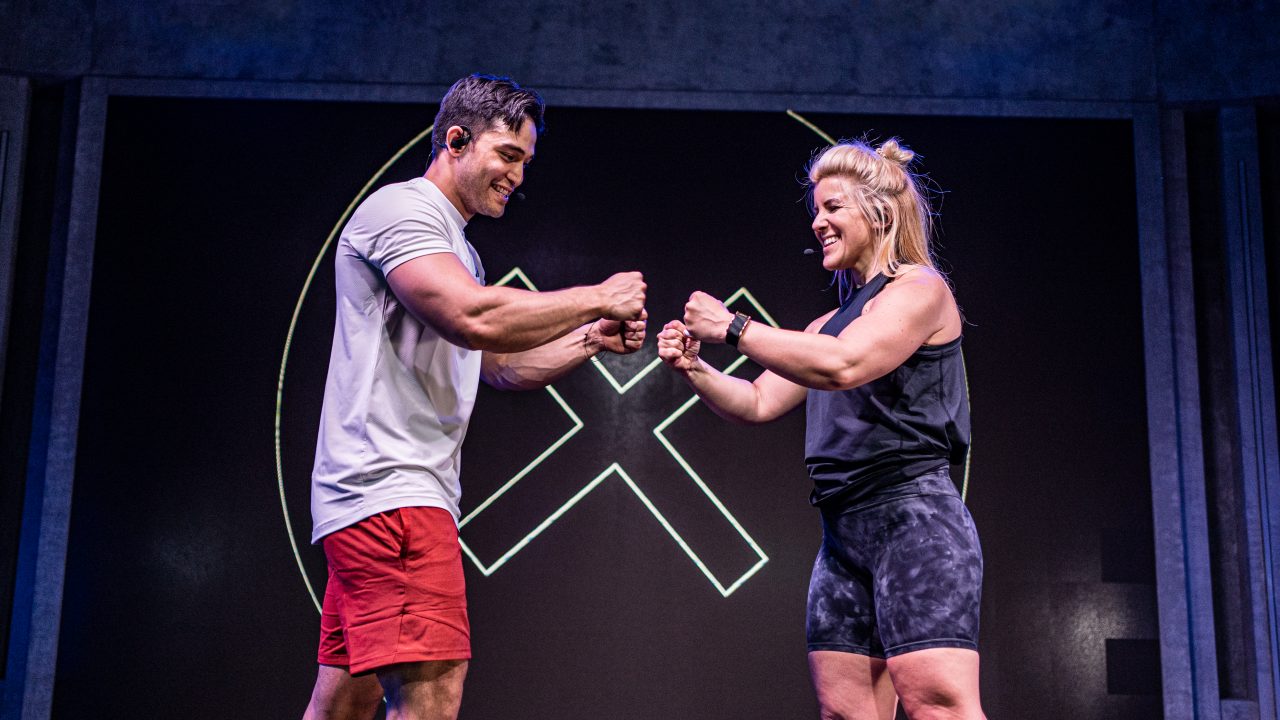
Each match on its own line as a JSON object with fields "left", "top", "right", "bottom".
{"left": 809, "top": 650, "right": 897, "bottom": 720}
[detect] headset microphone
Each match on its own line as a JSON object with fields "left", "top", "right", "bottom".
{"left": 803, "top": 248, "right": 818, "bottom": 255}
{"left": 449, "top": 126, "right": 473, "bottom": 150}
{"left": 513, "top": 192, "right": 526, "bottom": 201}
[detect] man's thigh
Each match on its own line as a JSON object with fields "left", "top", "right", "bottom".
{"left": 377, "top": 659, "right": 469, "bottom": 720}
{"left": 322, "top": 507, "right": 470, "bottom": 675}
{"left": 304, "top": 664, "right": 383, "bottom": 720}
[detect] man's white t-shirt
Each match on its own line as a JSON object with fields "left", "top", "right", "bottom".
{"left": 310, "top": 177, "right": 485, "bottom": 542}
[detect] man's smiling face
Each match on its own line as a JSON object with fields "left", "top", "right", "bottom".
{"left": 455, "top": 120, "right": 537, "bottom": 219}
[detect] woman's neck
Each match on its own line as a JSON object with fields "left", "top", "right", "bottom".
{"left": 851, "top": 257, "right": 881, "bottom": 287}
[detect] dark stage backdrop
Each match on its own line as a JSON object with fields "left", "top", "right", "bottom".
{"left": 54, "top": 98, "right": 1158, "bottom": 719}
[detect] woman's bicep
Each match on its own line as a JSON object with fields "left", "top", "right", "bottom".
{"left": 834, "top": 278, "right": 946, "bottom": 385}
{"left": 752, "top": 370, "right": 809, "bottom": 422}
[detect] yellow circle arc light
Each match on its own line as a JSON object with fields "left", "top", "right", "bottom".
{"left": 275, "top": 110, "right": 971, "bottom": 612}
{"left": 273, "top": 124, "right": 435, "bottom": 613}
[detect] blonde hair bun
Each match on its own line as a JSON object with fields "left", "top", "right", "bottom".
{"left": 876, "top": 138, "right": 914, "bottom": 165}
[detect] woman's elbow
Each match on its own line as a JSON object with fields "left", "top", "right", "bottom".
{"left": 821, "top": 364, "right": 865, "bottom": 392}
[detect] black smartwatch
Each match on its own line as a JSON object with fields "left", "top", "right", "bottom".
{"left": 726, "top": 311, "right": 752, "bottom": 348}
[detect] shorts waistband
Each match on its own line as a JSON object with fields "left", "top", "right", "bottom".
{"left": 823, "top": 467, "right": 958, "bottom": 516}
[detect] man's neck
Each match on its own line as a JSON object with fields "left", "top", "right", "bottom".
{"left": 424, "top": 162, "right": 472, "bottom": 220}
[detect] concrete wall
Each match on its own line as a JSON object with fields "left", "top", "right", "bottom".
{"left": 2, "top": 1, "right": 1276, "bottom": 103}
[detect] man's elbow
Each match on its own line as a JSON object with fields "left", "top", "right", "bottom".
{"left": 400, "top": 300, "right": 485, "bottom": 350}
{"left": 481, "top": 372, "right": 520, "bottom": 391}
{"left": 454, "top": 316, "right": 501, "bottom": 351}
{"left": 483, "top": 364, "right": 539, "bottom": 392}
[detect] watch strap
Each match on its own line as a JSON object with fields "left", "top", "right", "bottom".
{"left": 726, "top": 311, "right": 751, "bottom": 347}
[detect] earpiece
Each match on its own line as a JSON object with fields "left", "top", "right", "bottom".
{"left": 449, "top": 126, "right": 473, "bottom": 150}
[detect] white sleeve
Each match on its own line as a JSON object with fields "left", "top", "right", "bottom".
{"left": 346, "top": 187, "right": 456, "bottom": 275}
{"left": 367, "top": 214, "right": 454, "bottom": 275}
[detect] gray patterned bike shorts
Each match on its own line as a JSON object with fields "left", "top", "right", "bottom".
{"left": 806, "top": 468, "right": 983, "bottom": 659}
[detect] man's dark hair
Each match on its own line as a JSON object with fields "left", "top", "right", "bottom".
{"left": 431, "top": 74, "right": 545, "bottom": 156}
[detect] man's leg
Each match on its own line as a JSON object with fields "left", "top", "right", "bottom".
{"left": 317, "top": 507, "right": 471, "bottom": 715}
{"left": 886, "top": 647, "right": 985, "bottom": 720}
{"left": 377, "top": 660, "right": 469, "bottom": 720}
{"left": 809, "top": 651, "right": 897, "bottom": 720}
{"left": 303, "top": 664, "right": 384, "bottom": 720}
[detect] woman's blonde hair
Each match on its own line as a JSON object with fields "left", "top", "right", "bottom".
{"left": 806, "top": 138, "right": 937, "bottom": 302}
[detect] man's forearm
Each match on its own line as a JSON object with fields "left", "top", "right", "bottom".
{"left": 389, "top": 256, "right": 644, "bottom": 354}
{"left": 482, "top": 322, "right": 603, "bottom": 390}
{"left": 460, "top": 285, "right": 607, "bottom": 353}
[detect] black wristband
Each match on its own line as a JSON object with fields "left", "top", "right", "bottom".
{"left": 726, "top": 311, "right": 751, "bottom": 347}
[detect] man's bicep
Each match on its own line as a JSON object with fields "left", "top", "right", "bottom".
{"left": 386, "top": 253, "right": 485, "bottom": 344}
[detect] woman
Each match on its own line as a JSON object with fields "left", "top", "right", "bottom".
{"left": 658, "top": 139, "right": 984, "bottom": 720}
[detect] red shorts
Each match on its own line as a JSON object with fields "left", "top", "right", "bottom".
{"left": 317, "top": 506, "right": 470, "bottom": 675}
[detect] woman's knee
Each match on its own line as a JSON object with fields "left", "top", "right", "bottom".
{"left": 818, "top": 699, "right": 886, "bottom": 720}
{"left": 896, "top": 685, "right": 967, "bottom": 718}
{"left": 887, "top": 648, "right": 984, "bottom": 719}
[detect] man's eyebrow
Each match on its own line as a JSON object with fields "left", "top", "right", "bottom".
{"left": 495, "top": 142, "right": 533, "bottom": 160}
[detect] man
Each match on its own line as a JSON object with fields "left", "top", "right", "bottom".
{"left": 302, "top": 74, "right": 647, "bottom": 720}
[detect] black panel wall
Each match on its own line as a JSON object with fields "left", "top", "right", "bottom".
{"left": 0, "top": 85, "right": 67, "bottom": 677}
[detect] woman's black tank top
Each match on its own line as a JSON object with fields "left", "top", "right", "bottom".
{"left": 804, "top": 273, "right": 971, "bottom": 510}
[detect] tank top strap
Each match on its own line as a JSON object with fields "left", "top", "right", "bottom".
{"left": 818, "top": 274, "right": 892, "bottom": 337}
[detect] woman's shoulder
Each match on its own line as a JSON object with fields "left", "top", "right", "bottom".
{"left": 884, "top": 264, "right": 962, "bottom": 341}
{"left": 890, "top": 263, "right": 945, "bottom": 284}
{"left": 867, "top": 265, "right": 955, "bottom": 318}
{"left": 888, "top": 264, "right": 954, "bottom": 299}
